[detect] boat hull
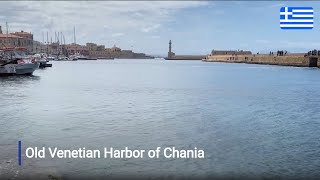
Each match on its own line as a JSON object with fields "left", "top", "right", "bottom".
{"left": 15, "top": 63, "right": 40, "bottom": 75}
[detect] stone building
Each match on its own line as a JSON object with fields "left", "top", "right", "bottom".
{"left": 11, "top": 30, "right": 33, "bottom": 40}
{"left": 11, "top": 30, "right": 33, "bottom": 52}
{"left": 97, "top": 45, "right": 105, "bottom": 51}
{"left": 86, "top": 43, "right": 98, "bottom": 51}
{"left": 32, "top": 40, "right": 42, "bottom": 53}
{"left": 0, "top": 26, "right": 34, "bottom": 53}
{"left": 86, "top": 44, "right": 151, "bottom": 59}
{"left": 65, "top": 44, "right": 89, "bottom": 56}
{"left": 0, "top": 34, "right": 26, "bottom": 48}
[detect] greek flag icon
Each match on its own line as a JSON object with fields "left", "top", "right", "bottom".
{"left": 280, "top": 7, "right": 313, "bottom": 30}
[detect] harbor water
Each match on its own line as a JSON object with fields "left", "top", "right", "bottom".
{"left": 0, "top": 59, "right": 320, "bottom": 179}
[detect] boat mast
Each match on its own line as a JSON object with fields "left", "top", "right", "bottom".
{"left": 63, "top": 34, "right": 67, "bottom": 57}
{"left": 5, "top": 22, "right": 8, "bottom": 47}
{"left": 46, "top": 31, "right": 49, "bottom": 55}
{"left": 60, "top": 32, "right": 63, "bottom": 56}
{"left": 73, "top": 26, "right": 76, "bottom": 44}
{"left": 74, "top": 26, "right": 77, "bottom": 55}
{"left": 57, "top": 32, "right": 60, "bottom": 56}
{"left": 42, "top": 32, "right": 44, "bottom": 53}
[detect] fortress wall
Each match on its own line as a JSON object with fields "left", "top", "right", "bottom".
{"left": 204, "top": 55, "right": 316, "bottom": 67}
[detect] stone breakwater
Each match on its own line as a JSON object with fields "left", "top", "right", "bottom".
{"left": 165, "top": 55, "right": 206, "bottom": 60}
{"left": 204, "top": 54, "right": 320, "bottom": 67}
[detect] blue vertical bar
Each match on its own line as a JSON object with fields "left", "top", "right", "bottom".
{"left": 18, "top": 141, "right": 21, "bottom": 166}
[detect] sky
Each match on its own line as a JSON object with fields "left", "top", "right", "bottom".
{"left": 0, "top": 1, "right": 320, "bottom": 56}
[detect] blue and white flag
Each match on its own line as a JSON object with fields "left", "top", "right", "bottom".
{"left": 280, "top": 7, "right": 313, "bottom": 30}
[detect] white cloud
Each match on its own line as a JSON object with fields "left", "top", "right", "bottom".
{"left": 111, "top": 33, "right": 125, "bottom": 37}
{"left": 0, "top": 1, "right": 208, "bottom": 48}
{"left": 151, "top": 35, "right": 161, "bottom": 39}
{"left": 141, "top": 24, "right": 161, "bottom": 33}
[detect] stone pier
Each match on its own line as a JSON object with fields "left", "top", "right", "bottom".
{"left": 204, "top": 54, "right": 320, "bottom": 67}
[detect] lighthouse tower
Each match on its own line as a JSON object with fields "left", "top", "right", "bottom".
{"left": 167, "top": 40, "right": 174, "bottom": 59}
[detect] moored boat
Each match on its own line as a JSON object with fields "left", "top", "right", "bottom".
{"left": 0, "top": 64, "right": 16, "bottom": 76}
{"left": 15, "top": 59, "right": 40, "bottom": 75}
{"left": 0, "top": 47, "right": 40, "bottom": 76}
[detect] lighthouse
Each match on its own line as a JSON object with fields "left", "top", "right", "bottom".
{"left": 167, "top": 40, "right": 175, "bottom": 59}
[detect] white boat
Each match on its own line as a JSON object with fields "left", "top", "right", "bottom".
{"left": 33, "top": 53, "right": 48, "bottom": 68}
{"left": 47, "top": 56, "right": 57, "bottom": 61}
{"left": 69, "top": 54, "right": 79, "bottom": 61}
{"left": 0, "top": 48, "right": 39, "bottom": 75}
{"left": 58, "top": 56, "right": 71, "bottom": 61}
{"left": 0, "top": 64, "right": 16, "bottom": 76}
{"left": 15, "top": 59, "right": 40, "bottom": 75}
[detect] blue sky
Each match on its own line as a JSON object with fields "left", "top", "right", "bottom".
{"left": 0, "top": 1, "right": 319, "bottom": 56}
{"left": 164, "top": 1, "right": 320, "bottom": 55}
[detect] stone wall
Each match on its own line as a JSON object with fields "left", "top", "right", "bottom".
{"left": 204, "top": 54, "right": 319, "bottom": 67}
{"left": 166, "top": 55, "right": 206, "bottom": 60}
{"left": 211, "top": 50, "right": 252, "bottom": 55}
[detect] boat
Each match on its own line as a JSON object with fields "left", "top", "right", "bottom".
{"left": 47, "top": 55, "right": 58, "bottom": 61}
{"left": 0, "top": 47, "right": 40, "bottom": 75}
{"left": 0, "top": 64, "right": 16, "bottom": 76}
{"left": 72, "top": 53, "right": 97, "bottom": 60}
{"left": 33, "top": 53, "right": 52, "bottom": 68}
{"left": 15, "top": 59, "right": 40, "bottom": 75}
{"left": 78, "top": 56, "right": 98, "bottom": 60}
{"left": 58, "top": 56, "right": 71, "bottom": 61}
{"left": 69, "top": 54, "right": 78, "bottom": 61}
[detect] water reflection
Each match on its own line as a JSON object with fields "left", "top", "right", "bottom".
{"left": 0, "top": 75, "right": 40, "bottom": 84}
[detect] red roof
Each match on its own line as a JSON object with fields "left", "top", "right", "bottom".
{"left": 0, "top": 47, "right": 27, "bottom": 51}
{"left": 12, "top": 31, "right": 32, "bottom": 35}
{"left": 0, "top": 34, "right": 23, "bottom": 38}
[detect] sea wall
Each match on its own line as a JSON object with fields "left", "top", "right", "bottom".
{"left": 204, "top": 54, "right": 320, "bottom": 67}
{"left": 166, "top": 55, "right": 206, "bottom": 60}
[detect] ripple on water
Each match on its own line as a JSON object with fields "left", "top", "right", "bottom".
{"left": 1, "top": 60, "right": 320, "bottom": 178}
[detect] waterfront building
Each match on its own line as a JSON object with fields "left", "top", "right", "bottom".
{"left": 97, "top": 45, "right": 105, "bottom": 51}
{"left": 0, "top": 34, "right": 23, "bottom": 47}
{"left": 65, "top": 44, "right": 89, "bottom": 56}
{"left": 0, "top": 26, "right": 34, "bottom": 53}
{"left": 32, "top": 40, "right": 42, "bottom": 53}
{"left": 86, "top": 43, "right": 98, "bottom": 51}
{"left": 11, "top": 30, "right": 34, "bottom": 52}
{"left": 85, "top": 43, "right": 151, "bottom": 59}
